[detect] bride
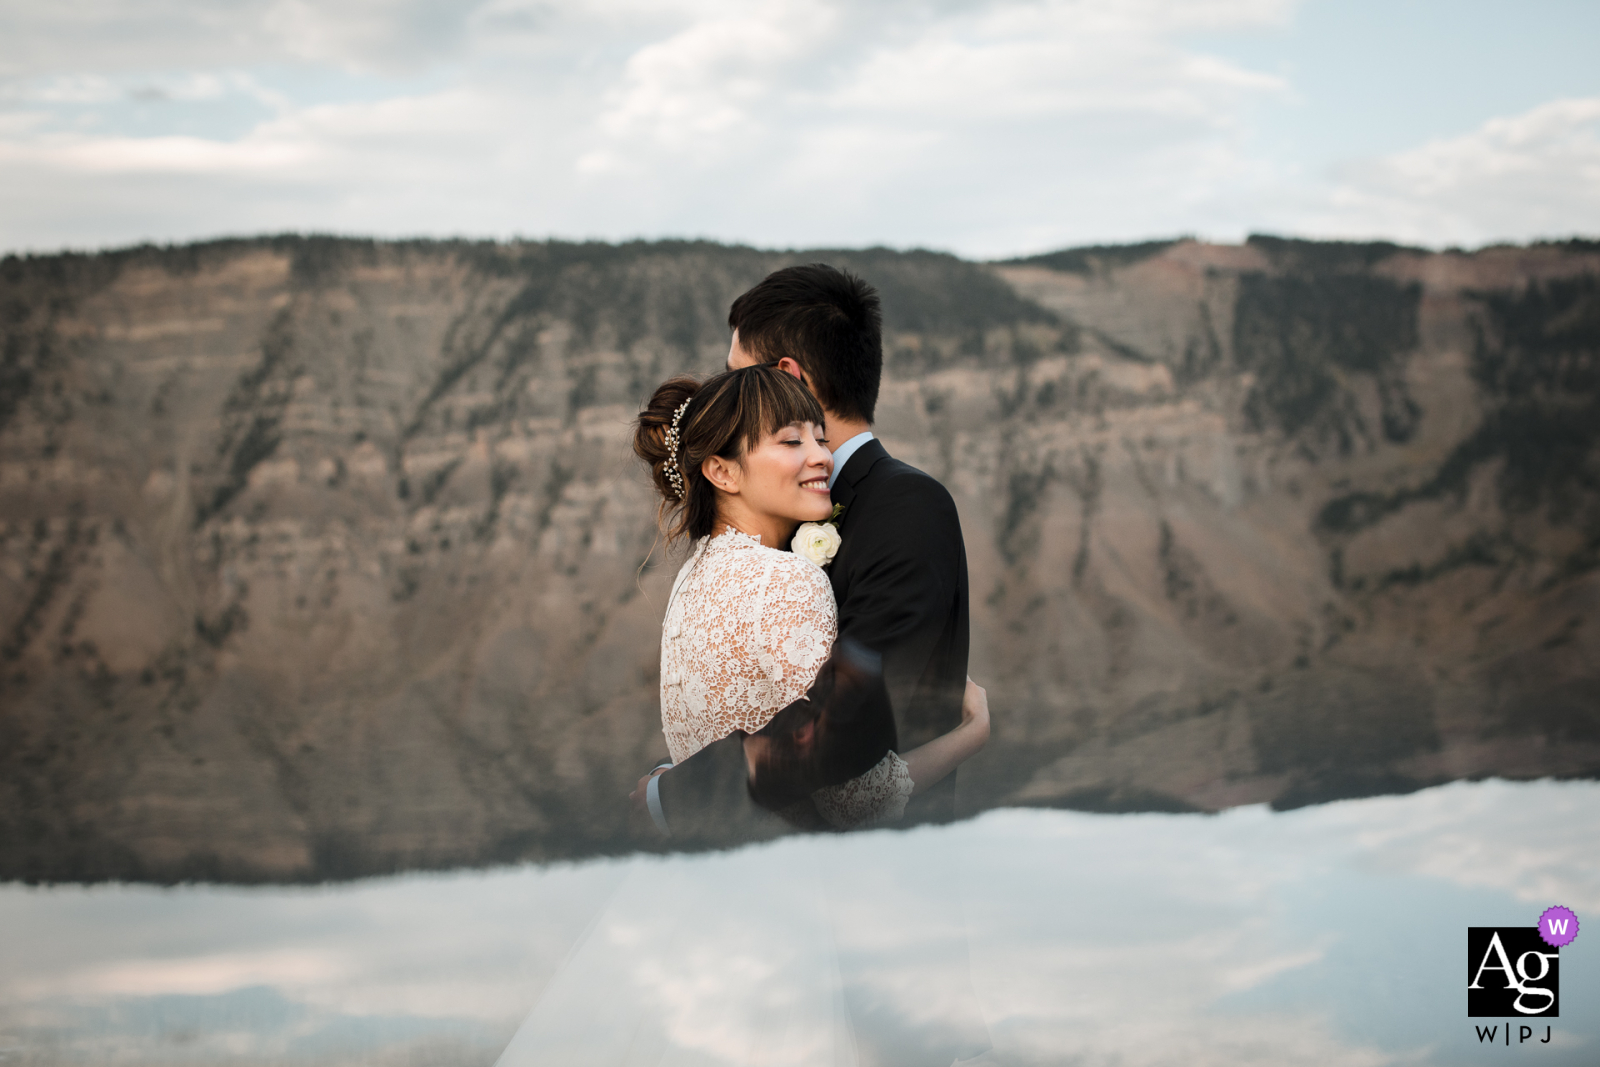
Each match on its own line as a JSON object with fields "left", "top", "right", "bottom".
{"left": 493, "top": 364, "right": 988, "bottom": 1067}
{"left": 630, "top": 363, "right": 990, "bottom": 828}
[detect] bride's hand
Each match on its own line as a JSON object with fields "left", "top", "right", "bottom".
{"left": 961, "top": 677, "right": 991, "bottom": 747}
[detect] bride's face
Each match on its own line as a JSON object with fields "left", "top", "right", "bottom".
{"left": 710, "top": 421, "right": 834, "bottom": 526}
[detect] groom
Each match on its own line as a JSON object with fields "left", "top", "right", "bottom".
{"left": 643, "top": 263, "right": 974, "bottom": 839}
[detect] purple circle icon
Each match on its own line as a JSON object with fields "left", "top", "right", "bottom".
{"left": 1538, "top": 905, "right": 1579, "bottom": 948}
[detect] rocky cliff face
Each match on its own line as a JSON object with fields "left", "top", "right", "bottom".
{"left": 2, "top": 235, "right": 1596, "bottom": 882}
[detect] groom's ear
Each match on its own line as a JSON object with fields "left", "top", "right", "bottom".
{"left": 775, "top": 357, "right": 810, "bottom": 389}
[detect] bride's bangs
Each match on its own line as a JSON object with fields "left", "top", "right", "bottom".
{"left": 739, "top": 367, "right": 826, "bottom": 452}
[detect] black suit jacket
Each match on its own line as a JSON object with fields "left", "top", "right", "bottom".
{"left": 655, "top": 439, "right": 970, "bottom": 845}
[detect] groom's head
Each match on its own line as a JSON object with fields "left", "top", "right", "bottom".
{"left": 726, "top": 264, "right": 882, "bottom": 426}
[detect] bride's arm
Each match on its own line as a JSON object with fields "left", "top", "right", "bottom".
{"left": 899, "top": 677, "right": 989, "bottom": 793}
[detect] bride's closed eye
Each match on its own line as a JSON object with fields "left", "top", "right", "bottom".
{"left": 776, "top": 425, "right": 810, "bottom": 447}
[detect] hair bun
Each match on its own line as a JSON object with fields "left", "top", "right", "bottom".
{"left": 633, "top": 375, "right": 700, "bottom": 504}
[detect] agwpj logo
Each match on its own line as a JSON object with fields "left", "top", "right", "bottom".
{"left": 1468, "top": 905, "right": 1579, "bottom": 1045}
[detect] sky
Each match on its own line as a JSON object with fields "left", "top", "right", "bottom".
{"left": 1, "top": 0, "right": 1598, "bottom": 259}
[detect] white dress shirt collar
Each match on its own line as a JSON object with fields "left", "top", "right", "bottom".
{"left": 827, "top": 430, "right": 876, "bottom": 490}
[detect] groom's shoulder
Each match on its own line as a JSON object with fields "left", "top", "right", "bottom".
{"left": 860, "top": 454, "right": 959, "bottom": 522}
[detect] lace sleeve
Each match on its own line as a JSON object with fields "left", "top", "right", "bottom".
{"left": 761, "top": 555, "right": 912, "bottom": 829}
{"left": 755, "top": 556, "right": 836, "bottom": 709}
{"left": 812, "top": 751, "right": 914, "bottom": 829}
{"left": 661, "top": 533, "right": 841, "bottom": 763}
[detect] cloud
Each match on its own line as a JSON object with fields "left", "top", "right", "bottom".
{"left": 0, "top": 0, "right": 482, "bottom": 79}
{"left": 4, "top": 781, "right": 1595, "bottom": 1065}
{"left": 259, "top": 0, "right": 478, "bottom": 72}
{"left": 1315, "top": 97, "right": 1600, "bottom": 245}
{"left": 1305, "top": 777, "right": 1600, "bottom": 913}
{"left": 0, "top": 132, "right": 311, "bottom": 174}
{"left": 595, "top": 0, "right": 838, "bottom": 149}
{"left": 68, "top": 950, "right": 350, "bottom": 997}
{"left": 0, "top": 0, "right": 1594, "bottom": 255}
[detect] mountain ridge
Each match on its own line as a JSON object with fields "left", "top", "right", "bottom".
{"left": 1, "top": 234, "right": 1596, "bottom": 882}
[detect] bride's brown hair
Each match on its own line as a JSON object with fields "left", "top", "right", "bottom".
{"left": 634, "top": 365, "right": 826, "bottom": 544}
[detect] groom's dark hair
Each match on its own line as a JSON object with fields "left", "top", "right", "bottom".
{"left": 728, "top": 264, "right": 883, "bottom": 424}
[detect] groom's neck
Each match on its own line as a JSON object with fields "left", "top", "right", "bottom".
{"left": 826, "top": 411, "right": 871, "bottom": 452}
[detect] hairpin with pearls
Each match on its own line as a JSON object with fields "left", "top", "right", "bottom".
{"left": 663, "top": 396, "right": 692, "bottom": 500}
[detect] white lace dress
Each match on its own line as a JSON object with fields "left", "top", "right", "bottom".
{"left": 493, "top": 529, "right": 917, "bottom": 1067}
{"left": 661, "top": 527, "right": 913, "bottom": 829}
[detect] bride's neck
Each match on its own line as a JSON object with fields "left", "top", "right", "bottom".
{"left": 714, "top": 503, "right": 797, "bottom": 548}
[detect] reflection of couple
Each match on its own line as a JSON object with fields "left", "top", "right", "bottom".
{"left": 634, "top": 264, "right": 990, "bottom": 839}
{"left": 497, "top": 266, "right": 992, "bottom": 1066}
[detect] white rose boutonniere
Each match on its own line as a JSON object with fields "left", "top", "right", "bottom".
{"left": 791, "top": 503, "right": 845, "bottom": 569}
